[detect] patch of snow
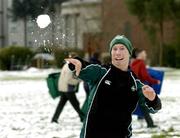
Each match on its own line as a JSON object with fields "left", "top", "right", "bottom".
{"left": 0, "top": 68, "right": 180, "bottom": 137}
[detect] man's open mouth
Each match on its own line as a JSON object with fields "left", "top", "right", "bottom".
{"left": 115, "top": 58, "right": 124, "bottom": 61}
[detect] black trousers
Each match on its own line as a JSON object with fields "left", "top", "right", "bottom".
{"left": 52, "top": 92, "right": 84, "bottom": 121}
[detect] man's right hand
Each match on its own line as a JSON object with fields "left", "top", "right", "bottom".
{"left": 65, "top": 58, "right": 82, "bottom": 76}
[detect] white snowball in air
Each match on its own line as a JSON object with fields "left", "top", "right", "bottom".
{"left": 36, "top": 14, "right": 51, "bottom": 28}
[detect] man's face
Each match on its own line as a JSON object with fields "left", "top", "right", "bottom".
{"left": 111, "top": 44, "right": 130, "bottom": 70}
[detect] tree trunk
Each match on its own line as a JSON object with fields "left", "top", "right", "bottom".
{"left": 159, "top": 21, "right": 164, "bottom": 66}
{"left": 24, "top": 17, "right": 27, "bottom": 47}
{"left": 51, "top": 13, "right": 55, "bottom": 46}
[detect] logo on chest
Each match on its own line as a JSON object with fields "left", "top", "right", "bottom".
{"left": 104, "top": 80, "right": 112, "bottom": 85}
{"left": 131, "top": 85, "right": 136, "bottom": 92}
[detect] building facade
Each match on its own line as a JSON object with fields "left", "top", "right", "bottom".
{"left": 0, "top": 0, "right": 176, "bottom": 62}
{"left": 101, "top": 0, "right": 175, "bottom": 63}
{"left": 0, "top": 0, "right": 8, "bottom": 47}
{"left": 0, "top": 0, "right": 101, "bottom": 49}
{"left": 61, "top": 0, "right": 102, "bottom": 52}
{"left": 0, "top": 0, "right": 35, "bottom": 47}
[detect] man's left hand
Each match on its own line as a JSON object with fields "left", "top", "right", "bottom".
{"left": 142, "top": 85, "right": 156, "bottom": 101}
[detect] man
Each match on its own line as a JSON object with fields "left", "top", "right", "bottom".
{"left": 66, "top": 35, "right": 161, "bottom": 138}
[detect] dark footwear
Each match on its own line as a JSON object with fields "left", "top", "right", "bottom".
{"left": 147, "top": 124, "right": 157, "bottom": 128}
{"left": 51, "top": 119, "right": 58, "bottom": 124}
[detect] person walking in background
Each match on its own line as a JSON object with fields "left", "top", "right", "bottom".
{"left": 89, "top": 52, "right": 101, "bottom": 65}
{"left": 51, "top": 52, "right": 84, "bottom": 124}
{"left": 81, "top": 52, "right": 102, "bottom": 115}
{"left": 131, "top": 48, "right": 160, "bottom": 85}
{"left": 83, "top": 52, "right": 102, "bottom": 97}
{"left": 130, "top": 48, "right": 160, "bottom": 128}
{"left": 65, "top": 35, "right": 162, "bottom": 138}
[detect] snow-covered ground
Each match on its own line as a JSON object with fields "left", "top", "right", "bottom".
{"left": 0, "top": 67, "right": 180, "bottom": 138}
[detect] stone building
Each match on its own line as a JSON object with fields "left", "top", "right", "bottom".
{"left": 0, "top": 0, "right": 176, "bottom": 62}
{"left": 62, "top": 0, "right": 175, "bottom": 61}
{"left": 61, "top": 0, "right": 102, "bottom": 56}
{"left": 0, "top": 0, "right": 101, "bottom": 49}
{"left": 0, "top": 0, "right": 35, "bottom": 47}
{"left": 101, "top": 0, "right": 176, "bottom": 63}
{"left": 0, "top": 0, "right": 8, "bottom": 47}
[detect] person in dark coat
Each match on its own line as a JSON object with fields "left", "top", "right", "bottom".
{"left": 81, "top": 52, "right": 102, "bottom": 114}
{"left": 89, "top": 52, "right": 101, "bottom": 65}
{"left": 83, "top": 52, "right": 102, "bottom": 96}
{"left": 65, "top": 35, "right": 162, "bottom": 138}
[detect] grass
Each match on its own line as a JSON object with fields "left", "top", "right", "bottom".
{"left": 0, "top": 76, "right": 46, "bottom": 81}
{"left": 151, "top": 127, "right": 180, "bottom": 138}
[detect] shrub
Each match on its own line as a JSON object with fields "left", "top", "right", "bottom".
{"left": 0, "top": 46, "right": 34, "bottom": 70}
{"left": 31, "top": 45, "right": 84, "bottom": 68}
{"left": 53, "top": 47, "right": 85, "bottom": 68}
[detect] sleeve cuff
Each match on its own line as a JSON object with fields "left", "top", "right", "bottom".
{"left": 145, "top": 94, "right": 162, "bottom": 110}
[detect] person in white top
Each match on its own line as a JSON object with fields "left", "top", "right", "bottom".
{"left": 51, "top": 52, "right": 84, "bottom": 123}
